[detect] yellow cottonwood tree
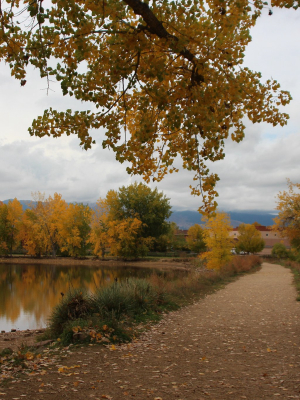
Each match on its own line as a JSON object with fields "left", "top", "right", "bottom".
{"left": 0, "top": 199, "right": 23, "bottom": 256}
{"left": 273, "top": 180, "right": 300, "bottom": 250}
{"left": 60, "top": 203, "right": 92, "bottom": 256}
{"left": 107, "top": 217, "right": 149, "bottom": 259}
{"left": 89, "top": 198, "right": 110, "bottom": 259}
{"left": 29, "top": 192, "right": 68, "bottom": 257}
{"left": 20, "top": 209, "right": 48, "bottom": 256}
{"left": 89, "top": 195, "right": 150, "bottom": 259}
{"left": 201, "top": 212, "right": 233, "bottom": 269}
{"left": 0, "top": 0, "right": 295, "bottom": 213}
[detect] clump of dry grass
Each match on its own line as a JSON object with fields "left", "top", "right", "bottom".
{"left": 221, "top": 255, "right": 261, "bottom": 274}
{"left": 47, "top": 255, "right": 261, "bottom": 345}
{"left": 147, "top": 255, "right": 261, "bottom": 305}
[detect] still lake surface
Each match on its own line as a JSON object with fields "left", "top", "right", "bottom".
{"left": 0, "top": 263, "right": 174, "bottom": 332}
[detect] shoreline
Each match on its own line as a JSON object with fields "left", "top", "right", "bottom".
{"left": 0, "top": 255, "right": 193, "bottom": 271}
{"left": 0, "top": 256, "right": 194, "bottom": 349}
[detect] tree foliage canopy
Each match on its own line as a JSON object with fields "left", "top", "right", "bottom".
{"left": 106, "top": 182, "right": 171, "bottom": 239}
{"left": 0, "top": 0, "right": 296, "bottom": 212}
{"left": 236, "top": 223, "right": 265, "bottom": 254}
{"left": 274, "top": 180, "right": 300, "bottom": 250}
{"left": 201, "top": 212, "right": 233, "bottom": 269}
{"left": 186, "top": 223, "right": 206, "bottom": 253}
{"left": 0, "top": 199, "right": 23, "bottom": 256}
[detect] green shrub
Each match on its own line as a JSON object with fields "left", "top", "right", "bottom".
{"left": 272, "top": 243, "right": 289, "bottom": 259}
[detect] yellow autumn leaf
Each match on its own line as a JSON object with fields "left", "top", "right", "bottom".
{"left": 25, "top": 352, "right": 34, "bottom": 360}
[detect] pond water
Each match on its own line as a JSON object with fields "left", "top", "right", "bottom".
{"left": 0, "top": 263, "right": 177, "bottom": 332}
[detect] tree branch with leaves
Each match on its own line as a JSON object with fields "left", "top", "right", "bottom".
{"left": 0, "top": 0, "right": 295, "bottom": 213}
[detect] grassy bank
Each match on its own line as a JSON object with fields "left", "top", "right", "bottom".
{"left": 274, "top": 259, "right": 300, "bottom": 301}
{"left": 43, "top": 255, "right": 261, "bottom": 346}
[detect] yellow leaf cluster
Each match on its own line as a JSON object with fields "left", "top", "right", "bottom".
{"left": 201, "top": 212, "right": 233, "bottom": 269}
{"left": 273, "top": 180, "right": 300, "bottom": 250}
{"left": 0, "top": 0, "right": 294, "bottom": 213}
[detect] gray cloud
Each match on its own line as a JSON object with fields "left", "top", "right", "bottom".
{"left": 0, "top": 8, "right": 299, "bottom": 212}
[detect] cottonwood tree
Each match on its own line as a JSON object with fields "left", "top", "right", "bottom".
{"left": 59, "top": 203, "right": 92, "bottom": 256}
{"left": 20, "top": 208, "right": 48, "bottom": 256}
{"left": 106, "top": 217, "right": 149, "bottom": 259}
{"left": 0, "top": 199, "right": 23, "bottom": 256}
{"left": 236, "top": 223, "right": 265, "bottom": 254}
{"left": 29, "top": 192, "right": 68, "bottom": 257}
{"left": 90, "top": 185, "right": 165, "bottom": 258}
{"left": 273, "top": 180, "right": 300, "bottom": 251}
{"left": 89, "top": 198, "right": 149, "bottom": 259}
{"left": 106, "top": 182, "right": 171, "bottom": 240}
{"left": 201, "top": 212, "right": 233, "bottom": 269}
{"left": 89, "top": 198, "right": 110, "bottom": 259}
{"left": 186, "top": 223, "right": 206, "bottom": 253}
{"left": 0, "top": 0, "right": 295, "bottom": 213}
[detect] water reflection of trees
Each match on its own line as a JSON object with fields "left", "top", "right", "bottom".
{"left": 0, "top": 264, "right": 155, "bottom": 327}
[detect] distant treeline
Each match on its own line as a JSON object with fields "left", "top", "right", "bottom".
{"left": 0, "top": 184, "right": 200, "bottom": 259}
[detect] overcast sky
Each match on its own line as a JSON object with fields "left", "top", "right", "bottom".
{"left": 0, "top": 7, "right": 299, "bottom": 212}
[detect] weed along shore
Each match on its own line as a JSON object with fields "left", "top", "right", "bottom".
{"left": 0, "top": 256, "right": 262, "bottom": 383}
{"left": 2, "top": 260, "right": 300, "bottom": 399}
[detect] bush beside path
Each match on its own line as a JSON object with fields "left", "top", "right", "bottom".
{"left": 1, "top": 262, "right": 300, "bottom": 399}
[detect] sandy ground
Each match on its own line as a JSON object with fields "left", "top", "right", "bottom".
{"left": 1, "top": 262, "right": 300, "bottom": 399}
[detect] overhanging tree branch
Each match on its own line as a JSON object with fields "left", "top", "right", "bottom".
{"left": 123, "top": 0, "right": 204, "bottom": 83}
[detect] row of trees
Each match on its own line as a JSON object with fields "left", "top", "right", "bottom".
{"left": 200, "top": 213, "right": 265, "bottom": 270}
{"left": 201, "top": 178, "right": 300, "bottom": 269}
{"left": 0, "top": 184, "right": 268, "bottom": 265}
{"left": 0, "top": 183, "right": 175, "bottom": 258}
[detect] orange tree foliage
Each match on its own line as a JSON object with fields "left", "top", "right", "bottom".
{"left": 273, "top": 180, "right": 300, "bottom": 250}
{"left": 89, "top": 190, "right": 153, "bottom": 259}
{"left": 26, "top": 192, "right": 68, "bottom": 257}
{"left": 20, "top": 193, "right": 92, "bottom": 257}
{"left": 59, "top": 203, "right": 92, "bottom": 256}
{"left": 106, "top": 217, "right": 149, "bottom": 259}
{"left": 201, "top": 212, "right": 233, "bottom": 269}
{"left": 19, "top": 208, "right": 49, "bottom": 256}
{"left": 0, "top": 0, "right": 295, "bottom": 213}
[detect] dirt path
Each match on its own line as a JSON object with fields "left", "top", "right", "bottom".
{"left": 2, "top": 262, "right": 300, "bottom": 400}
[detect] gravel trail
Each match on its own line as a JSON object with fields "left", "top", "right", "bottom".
{"left": 2, "top": 262, "right": 300, "bottom": 400}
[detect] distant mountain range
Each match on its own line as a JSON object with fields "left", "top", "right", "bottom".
{"left": 2, "top": 199, "right": 277, "bottom": 229}
{"left": 168, "top": 210, "right": 277, "bottom": 229}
